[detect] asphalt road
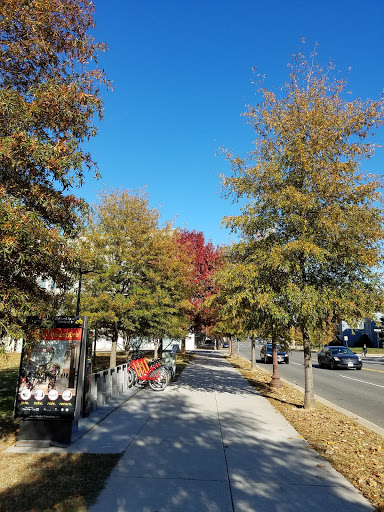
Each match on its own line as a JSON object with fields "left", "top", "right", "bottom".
{"left": 232, "top": 341, "right": 384, "bottom": 430}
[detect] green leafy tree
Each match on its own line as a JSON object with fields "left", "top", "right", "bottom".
{"left": 76, "top": 189, "right": 193, "bottom": 367}
{"left": 0, "top": 0, "right": 108, "bottom": 335}
{"left": 221, "top": 49, "right": 384, "bottom": 408}
{"left": 212, "top": 250, "right": 290, "bottom": 382}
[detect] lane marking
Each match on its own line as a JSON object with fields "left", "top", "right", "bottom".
{"left": 336, "top": 374, "right": 384, "bottom": 389}
{"left": 362, "top": 367, "right": 384, "bottom": 374}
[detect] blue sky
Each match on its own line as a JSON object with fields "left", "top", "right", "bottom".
{"left": 81, "top": 0, "right": 384, "bottom": 247}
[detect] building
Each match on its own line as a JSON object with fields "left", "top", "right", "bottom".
{"left": 338, "top": 314, "right": 384, "bottom": 348}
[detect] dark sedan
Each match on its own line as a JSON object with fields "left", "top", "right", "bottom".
{"left": 317, "top": 346, "right": 362, "bottom": 370}
{"left": 260, "top": 344, "right": 289, "bottom": 364}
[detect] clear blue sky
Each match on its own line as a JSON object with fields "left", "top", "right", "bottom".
{"left": 80, "top": 0, "right": 384, "bottom": 247}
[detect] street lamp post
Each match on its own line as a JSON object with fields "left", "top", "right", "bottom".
{"left": 269, "top": 337, "right": 283, "bottom": 388}
{"left": 76, "top": 271, "right": 83, "bottom": 316}
{"left": 76, "top": 269, "right": 98, "bottom": 316}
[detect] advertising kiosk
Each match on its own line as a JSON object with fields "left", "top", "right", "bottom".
{"left": 14, "top": 316, "right": 92, "bottom": 445}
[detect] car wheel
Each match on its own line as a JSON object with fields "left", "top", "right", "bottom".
{"left": 285, "top": 358, "right": 289, "bottom": 364}
{"left": 357, "top": 366, "right": 362, "bottom": 370}
{"left": 330, "top": 360, "right": 336, "bottom": 370}
{"left": 318, "top": 359, "right": 323, "bottom": 368}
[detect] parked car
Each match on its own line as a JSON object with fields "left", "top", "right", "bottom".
{"left": 317, "top": 346, "right": 362, "bottom": 370}
{"left": 260, "top": 344, "right": 289, "bottom": 364}
{"left": 222, "top": 342, "right": 229, "bottom": 348}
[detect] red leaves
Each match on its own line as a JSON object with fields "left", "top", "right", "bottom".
{"left": 177, "top": 229, "right": 222, "bottom": 332}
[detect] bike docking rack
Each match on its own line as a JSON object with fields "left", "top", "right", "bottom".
{"left": 87, "top": 363, "right": 131, "bottom": 413}
{"left": 86, "top": 351, "right": 176, "bottom": 415}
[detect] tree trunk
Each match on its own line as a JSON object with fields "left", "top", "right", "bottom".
{"left": 303, "top": 329, "right": 315, "bottom": 409}
{"left": 269, "top": 335, "right": 282, "bottom": 388}
{"left": 251, "top": 336, "right": 256, "bottom": 369}
{"left": 109, "top": 324, "right": 118, "bottom": 368}
{"left": 158, "top": 338, "right": 163, "bottom": 357}
{"left": 181, "top": 337, "right": 186, "bottom": 354}
{"left": 237, "top": 338, "right": 240, "bottom": 356}
{"left": 124, "top": 335, "right": 131, "bottom": 359}
{"left": 229, "top": 336, "right": 233, "bottom": 356}
{"left": 154, "top": 338, "right": 158, "bottom": 359}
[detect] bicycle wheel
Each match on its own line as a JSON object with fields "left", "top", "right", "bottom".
{"left": 148, "top": 368, "right": 169, "bottom": 391}
{"left": 163, "top": 364, "right": 175, "bottom": 381}
{"left": 127, "top": 368, "right": 136, "bottom": 388}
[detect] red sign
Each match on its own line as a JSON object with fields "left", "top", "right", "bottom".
{"left": 42, "top": 328, "right": 82, "bottom": 341}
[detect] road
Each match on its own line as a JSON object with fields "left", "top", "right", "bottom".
{"left": 231, "top": 341, "right": 384, "bottom": 430}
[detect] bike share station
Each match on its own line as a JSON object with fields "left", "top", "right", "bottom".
{"left": 14, "top": 316, "right": 92, "bottom": 446}
{"left": 13, "top": 316, "right": 177, "bottom": 447}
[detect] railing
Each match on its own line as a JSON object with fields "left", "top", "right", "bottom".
{"left": 86, "top": 363, "right": 130, "bottom": 414}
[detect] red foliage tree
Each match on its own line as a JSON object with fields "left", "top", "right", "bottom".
{"left": 177, "top": 229, "right": 222, "bottom": 334}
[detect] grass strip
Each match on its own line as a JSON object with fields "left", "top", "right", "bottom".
{"left": 0, "top": 452, "right": 121, "bottom": 512}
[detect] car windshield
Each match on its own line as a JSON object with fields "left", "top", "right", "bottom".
{"left": 330, "top": 347, "right": 353, "bottom": 355}
{"left": 265, "top": 344, "right": 281, "bottom": 352}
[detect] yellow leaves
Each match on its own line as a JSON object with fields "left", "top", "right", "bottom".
{"left": 1, "top": 236, "right": 16, "bottom": 246}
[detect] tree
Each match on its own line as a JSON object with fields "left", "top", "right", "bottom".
{"left": 221, "top": 49, "right": 384, "bottom": 408}
{"left": 76, "top": 189, "right": 193, "bottom": 367}
{"left": 0, "top": 0, "right": 108, "bottom": 335}
{"left": 211, "top": 249, "right": 290, "bottom": 385}
{"left": 177, "top": 230, "right": 222, "bottom": 338}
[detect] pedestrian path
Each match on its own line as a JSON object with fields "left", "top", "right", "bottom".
{"left": 86, "top": 350, "right": 373, "bottom": 512}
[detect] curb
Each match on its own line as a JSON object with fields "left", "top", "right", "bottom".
{"left": 278, "top": 376, "right": 384, "bottom": 439}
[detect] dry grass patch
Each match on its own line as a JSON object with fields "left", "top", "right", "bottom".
{"left": 228, "top": 355, "right": 384, "bottom": 511}
{"left": 0, "top": 452, "right": 120, "bottom": 512}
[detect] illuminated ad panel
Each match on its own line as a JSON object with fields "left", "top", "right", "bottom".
{"left": 15, "top": 326, "right": 83, "bottom": 419}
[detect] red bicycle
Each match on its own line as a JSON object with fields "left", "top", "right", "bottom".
{"left": 127, "top": 353, "right": 169, "bottom": 391}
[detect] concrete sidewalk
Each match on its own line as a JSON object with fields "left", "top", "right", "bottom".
{"left": 6, "top": 350, "right": 375, "bottom": 510}
{"left": 83, "top": 350, "right": 373, "bottom": 512}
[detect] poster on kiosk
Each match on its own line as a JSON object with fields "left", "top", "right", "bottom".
{"left": 15, "top": 316, "right": 88, "bottom": 424}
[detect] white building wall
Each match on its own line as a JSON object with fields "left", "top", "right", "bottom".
{"left": 185, "top": 333, "right": 196, "bottom": 351}
{"left": 94, "top": 335, "right": 194, "bottom": 352}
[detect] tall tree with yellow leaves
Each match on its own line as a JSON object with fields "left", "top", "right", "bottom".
{"left": 221, "top": 49, "right": 384, "bottom": 408}
{"left": 76, "top": 189, "right": 193, "bottom": 368}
